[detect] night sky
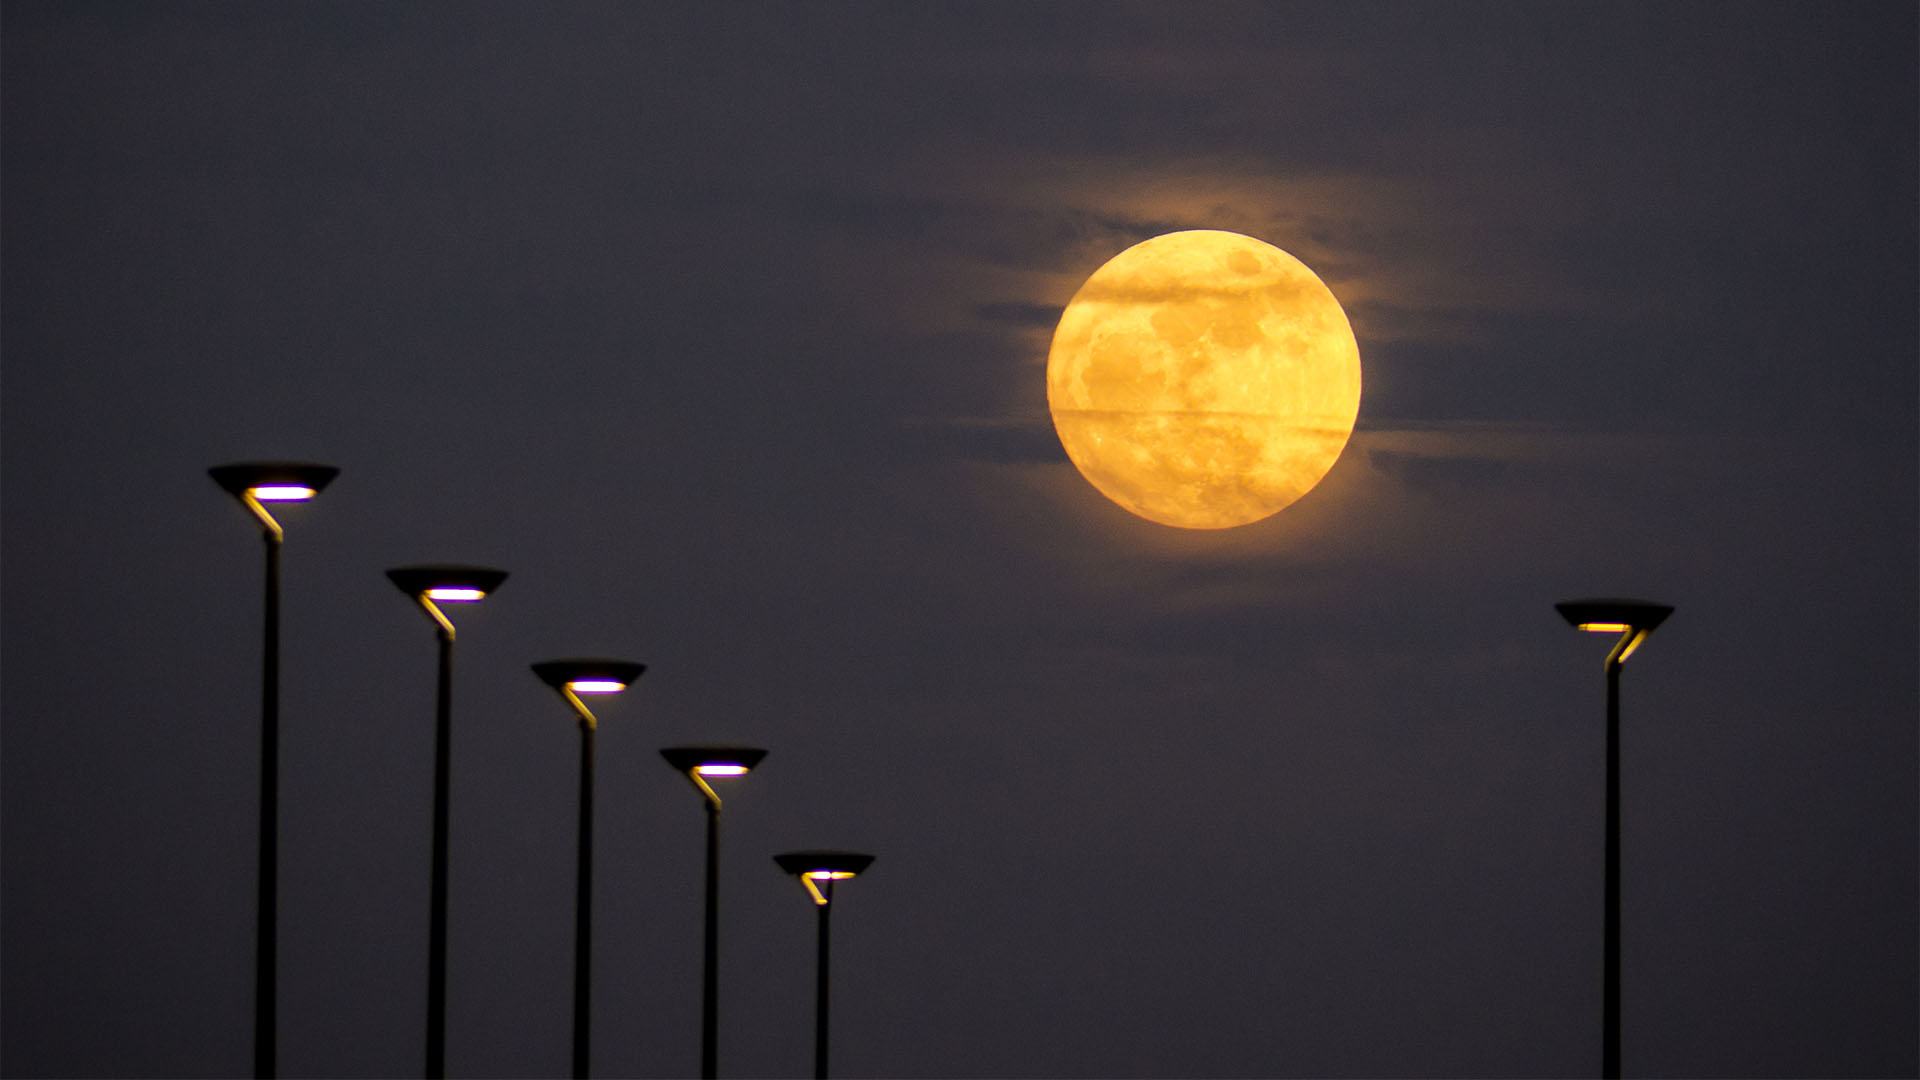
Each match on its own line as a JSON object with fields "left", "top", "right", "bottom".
{"left": 4, "top": 4, "right": 1915, "bottom": 1078}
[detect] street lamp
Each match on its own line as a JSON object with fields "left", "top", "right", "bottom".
{"left": 773, "top": 851, "right": 875, "bottom": 1080}
{"left": 210, "top": 460, "right": 338, "bottom": 1080}
{"left": 1556, "top": 597, "right": 1673, "bottom": 1080}
{"left": 531, "top": 659, "right": 647, "bottom": 1080}
{"left": 388, "top": 564, "right": 509, "bottom": 1080}
{"left": 660, "top": 745, "right": 768, "bottom": 1080}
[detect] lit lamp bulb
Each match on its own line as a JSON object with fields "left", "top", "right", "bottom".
{"left": 249, "top": 484, "right": 319, "bottom": 501}
{"left": 566, "top": 679, "right": 628, "bottom": 694}
{"left": 424, "top": 587, "right": 487, "bottom": 602}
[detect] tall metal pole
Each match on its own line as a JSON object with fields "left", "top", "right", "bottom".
{"left": 702, "top": 801, "right": 720, "bottom": 1080}
{"left": 573, "top": 722, "right": 595, "bottom": 1080}
{"left": 1603, "top": 655, "right": 1622, "bottom": 1080}
{"left": 1556, "top": 600, "right": 1666, "bottom": 1080}
{"left": 814, "top": 889, "right": 832, "bottom": 1080}
{"left": 426, "top": 627, "right": 453, "bottom": 1080}
{"left": 256, "top": 531, "right": 281, "bottom": 1080}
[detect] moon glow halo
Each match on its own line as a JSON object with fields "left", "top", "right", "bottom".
{"left": 1046, "top": 230, "right": 1361, "bottom": 529}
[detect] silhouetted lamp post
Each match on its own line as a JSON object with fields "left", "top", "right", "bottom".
{"left": 210, "top": 461, "right": 338, "bottom": 1080}
{"left": 388, "top": 564, "right": 509, "bottom": 1080}
{"left": 1556, "top": 597, "right": 1672, "bottom": 1080}
{"left": 660, "top": 745, "right": 768, "bottom": 1080}
{"left": 531, "top": 659, "right": 646, "bottom": 1080}
{"left": 774, "top": 851, "right": 875, "bottom": 1080}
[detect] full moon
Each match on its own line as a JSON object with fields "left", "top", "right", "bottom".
{"left": 1046, "top": 230, "right": 1362, "bottom": 529}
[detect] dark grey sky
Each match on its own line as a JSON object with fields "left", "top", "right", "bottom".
{"left": 4, "top": 4, "right": 1915, "bottom": 1078}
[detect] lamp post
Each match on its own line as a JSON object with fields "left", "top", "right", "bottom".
{"left": 531, "top": 659, "right": 647, "bottom": 1080}
{"left": 660, "top": 745, "right": 768, "bottom": 1080}
{"left": 210, "top": 461, "right": 338, "bottom": 1080}
{"left": 1556, "top": 597, "right": 1672, "bottom": 1080}
{"left": 388, "top": 564, "right": 509, "bottom": 1080}
{"left": 773, "top": 851, "right": 875, "bottom": 1080}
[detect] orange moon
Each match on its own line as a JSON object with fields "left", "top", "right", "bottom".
{"left": 1046, "top": 230, "right": 1362, "bottom": 529}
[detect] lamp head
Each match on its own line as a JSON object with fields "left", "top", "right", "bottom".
{"left": 210, "top": 461, "right": 340, "bottom": 501}
{"left": 387, "top": 565, "right": 508, "bottom": 638}
{"left": 533, "top": 658, "right": 644, "bottom": 728}
{"left": 532, "top": 658, "right": 647, "bottom": 694}
{"left": 387, "top": 565, "right": 509, "bottom": 601}
{"left": 661, "top": 745, "right": 767, "bottom": 807}
{"left": 661, "top": 745, "right": 768, "bottom": 775}
{"left": 1555, "top": 598, "right": 1673, "bottom": 634}
{"left": 211, "top": 462, "right": 339, "bottom": 537}
{"left": 775, "top": 850, "right": 876, "bottom": 905}
{"left": 1556, "top": 597, "right": 1672, "bottom": 664}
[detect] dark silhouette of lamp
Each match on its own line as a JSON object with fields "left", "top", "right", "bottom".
{"left": 388, "top": 564, "right": 508, "bottom": 1080}
{"left": 774, "top": 851, "right": 875, "bottom": 1080}
{"left": 210, "top": 461, "right": 338, "bottom": 1080}
{"left": 1556, "top": 597, "right": 1673, "bottom": 1080}
{"left": 531, "top": 659, "right": 646, "bottom": 1080}
{"left": 660, "top": 745, "right": 768, "bottom": 1080}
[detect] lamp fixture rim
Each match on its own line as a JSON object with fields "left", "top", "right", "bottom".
{"left": 660, "top": 745, "right": 769, "bottom": 774}
{"left": 531, "top": 658, "right": 647, "bottom": 690}
{"left": 1555, "top": 598, "right": 1673, "bottom": 632}
{"left": 774, "top": 850, "right": 875, "bottom": 878}
{"left": 386, "top": 564, "right": 510, "bottom": 598}
{"left": 210, "top": 461, "right": 340, "bottom": 498}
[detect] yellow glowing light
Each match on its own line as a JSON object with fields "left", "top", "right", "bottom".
{"left": 1046, "top": 230, "right": 1362, "bottom": 529}
{"left": 566, "top": 680, "right": 627, "bottom": 694}
{"left": 250, "top": 485, "right": 318, "bottom": 501}
{"left": 1579, "top": 622, "right": 1633, "bottom": 633}
{"left": 693, "top": 763, "right": 750, "bottom": 776}
{"left": 799, "top": 869, "right": 857, "bottom": 905}
{"left": 424, "top": 587, "right": 487, "bottom": 602}
{"left": 1616, "top": 631, "right": 1650, "bottom": 663}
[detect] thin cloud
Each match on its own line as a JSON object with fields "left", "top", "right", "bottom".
{"left": 970, "top": 301, "right": 1062, "bottom": 328}
{"left": 921, "top": 420, "right": 1774, "bottom": 622}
